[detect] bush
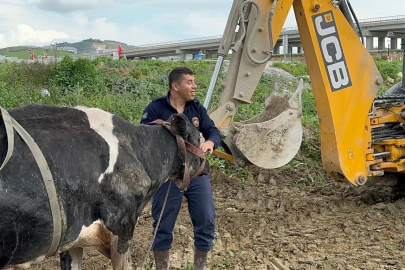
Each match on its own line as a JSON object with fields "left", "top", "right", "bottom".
{"left": 375, "top": 60, "right": 402, "bottom": 83}
{"left": 52, "top": 56, "right": 98, "bottom": 94}
{"left": 0, "top": 61, "right": 54, "bottom": 90}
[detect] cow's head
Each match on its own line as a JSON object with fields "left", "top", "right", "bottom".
{"left": 168, "top": 114, "right": 210, "bottom": 190}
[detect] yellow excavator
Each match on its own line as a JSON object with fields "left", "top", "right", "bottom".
{"left": 205, "top": 0, "right": 405, "bottom": 186}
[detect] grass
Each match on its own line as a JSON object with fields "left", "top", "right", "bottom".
{"left": 0, "top": 57, "right": 402, "bottom": 184}
{"left": 1, "top": 48, "right": 73, "bottom": 59}
{"left": 272, "top": 61, "right": 308, "bottom": 77}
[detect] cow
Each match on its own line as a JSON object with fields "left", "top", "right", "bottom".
{"left": 0, "top": 104, "right": 209, "bottom": 270}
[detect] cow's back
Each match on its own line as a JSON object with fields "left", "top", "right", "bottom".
{"left": 0, "top": 105, "right": 111, "bottom": 268}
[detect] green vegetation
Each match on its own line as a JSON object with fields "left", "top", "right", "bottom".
{"left": 0, "top": 57, "right": 402, "bottom": 180}
{"left": 0, "top": 57, "right": 225, "bottom": 122}
{"left": 67, "top": 39, "right": 112, "bottom": 54}
{"left": 0, "top": 48, "right": 73, "bottom": 59}
{"left": 375, "top": 60, "right": 403, "bottom": 81}
{"left": 272, "top": 61, "right": 308, "bottom": 77}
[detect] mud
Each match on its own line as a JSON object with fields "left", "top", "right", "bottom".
{"left": 241, "top": 91, "right": 291, "bottom": 124}
{"left": 31, "top": 165, "right": 405, "bottom": 270}
{"left": 30, "top": 66, "right": 405, "bottom": 270}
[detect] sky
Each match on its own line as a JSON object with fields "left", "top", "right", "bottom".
{"left": 0, "top": 0, "right": 404, "bottom": 49}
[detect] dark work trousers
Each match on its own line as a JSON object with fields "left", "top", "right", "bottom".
{"left": 151, "top": 175, "right": 215, "bottom": 252}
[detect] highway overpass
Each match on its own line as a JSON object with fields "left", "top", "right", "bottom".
{"left": 98, "top": 15, "right": 405, "bottom": 60}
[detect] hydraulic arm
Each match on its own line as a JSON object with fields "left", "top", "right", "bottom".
{"left": 207, "top": 0, "right": 405, "bottom": 185}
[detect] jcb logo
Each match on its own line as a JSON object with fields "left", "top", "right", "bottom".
{"left": 313, "top": 12, "right": 352, "bottom": 91}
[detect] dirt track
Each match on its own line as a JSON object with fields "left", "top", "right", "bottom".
{"left": 32, "top": 164, "right": 405, "bottom": 270}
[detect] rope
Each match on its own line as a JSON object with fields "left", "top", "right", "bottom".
{"left": 0, "top": 107, "right": 14, "bottom": 170}
{"left": 0, "top": 106, "right": 62, "bottom": 256}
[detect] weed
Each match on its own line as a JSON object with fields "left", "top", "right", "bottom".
{"left": 214, "top": 261, "right": 231, "bottom": 268}
{"left": 375, "top": 60, "right": 402, "bottom": 84}
{"left": 181, "top": 262, "right": 194, "bottom": 270}
{"left": 0, "top": 58, "right": 399, "bottom": 180}
{"left": 273, "top": 61, "right": 309, "bottom": 77}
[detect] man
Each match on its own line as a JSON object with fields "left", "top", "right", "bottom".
{"left": 141, "top": 67, "right": 221, "bottom": 270}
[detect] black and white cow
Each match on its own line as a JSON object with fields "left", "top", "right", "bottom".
{"left": 0, "top": 104, "right": 208, "bottom": 270}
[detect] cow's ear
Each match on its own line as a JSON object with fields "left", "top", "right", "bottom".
{"left": 170, "top": 114, "right": 187, "bottom": 137}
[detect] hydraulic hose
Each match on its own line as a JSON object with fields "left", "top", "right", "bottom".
{"left": 339, "top": 0, "right": 356, "bottom": 30}
{"left": 232, "top": 1, "right": 249, "bottom": 53}
{"left": 346, "top": 0, "right": 365, "bottom": 44}
{"left": 238, "top": 0, "right": 277, "bottom": 64}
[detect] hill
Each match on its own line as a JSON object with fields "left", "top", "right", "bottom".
{"left": 0, "top": 38, "right": 137, "bottom": 58}
{"left": 0, "top": 48, "right": 73, "bottom": 59}
{"left": 55, "top": 38, "right": 136, "bottom": 54}
{"left": 0, "top": 45, "right": 38, "bottom": 53}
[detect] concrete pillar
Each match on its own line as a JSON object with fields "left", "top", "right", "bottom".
{"left": 297, "top": 46, "right": 304, "bottom": 54}
{"left": 378, "top": 37, "right": 385, "bottom": 50}
{"left": 282, "top": 34, "right": 289, "bottom": 61}
{"left": 273, "top": 45, "right": 280, "bottom": 55}
{"left": 386, "top": 32, "right": 397, "bottom": 50}
{"left": 205, "top": 52, "right": 213, "bottom": 60}
{"left": 176, "top": 49, "right": 187, "bottom": 60}
{"left": 366, "top": 37, "right": 374, "bottom": 50}
{"left": 390, "top": 38, "right": 398, "bottom": 50}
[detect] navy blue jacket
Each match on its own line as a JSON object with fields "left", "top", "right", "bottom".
{"left": 140, "top": 91, "right": 221, "bottom": 149}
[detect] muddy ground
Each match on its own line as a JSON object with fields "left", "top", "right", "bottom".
{"left": 31, "top": 67, "right": 405, "bottom": 269}
{"left": 32, "top": 163, "right": 405, "bottom": 270}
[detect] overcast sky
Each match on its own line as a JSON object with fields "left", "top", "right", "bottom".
{"left": 0, "top": 0, "right": 404, "bottom": 48}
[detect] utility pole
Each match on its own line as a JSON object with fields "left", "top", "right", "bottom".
{"left": 54, "top": 43, "right": 58, "bottom": 61}
{"left": 387, "top": 44, "right": 392, "bottom": 62}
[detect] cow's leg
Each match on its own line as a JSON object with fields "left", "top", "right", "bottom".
{"left": 60, "top": 247, "right": 83, "bottom": 270}
{"left": 110, "top": 235, "right": 132, "bottom": 270}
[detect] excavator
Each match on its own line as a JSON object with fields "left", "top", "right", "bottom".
{"left": 205, "top": 0, "right": 405, "bottom": 186}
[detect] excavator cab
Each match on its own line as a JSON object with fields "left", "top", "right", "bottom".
{"left": 205, "top": 0, "right": 405, "bottom": 186}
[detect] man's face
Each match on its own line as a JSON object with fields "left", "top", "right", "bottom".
{"left": 174, "top": 74, "right": 197, "bottom": 102}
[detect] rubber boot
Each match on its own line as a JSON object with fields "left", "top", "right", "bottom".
{"left": 193, "top": 248, "right": 208, "bottom": 270}
{"left": 153, "top": 249, "right": 170, "bottom": 270}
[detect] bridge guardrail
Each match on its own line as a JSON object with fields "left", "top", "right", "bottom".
{"left": 359, "top": 15, "right": 405, "bottom": 23}
{"left": 132, "top": 15, "right": 404, "bottom": 49}
{"left": 96, "top": 15, "right": 404, "bottom": 57}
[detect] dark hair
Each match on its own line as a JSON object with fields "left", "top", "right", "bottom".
{"left": 169, "top": 67, "right": 194, "bottom": 89}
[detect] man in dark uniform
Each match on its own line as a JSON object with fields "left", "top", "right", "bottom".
{"left": 141, "top": 67, "right": 221, "bottom": 270}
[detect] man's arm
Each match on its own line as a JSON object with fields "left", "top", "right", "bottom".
{"left": 198, "top": 106, "right": 221, "bottom": 154}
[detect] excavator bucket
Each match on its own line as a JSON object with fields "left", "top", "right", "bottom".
{"left": 230, "top": 79, "right": 304, "bottom": 169}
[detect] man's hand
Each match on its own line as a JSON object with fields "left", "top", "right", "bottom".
{"left": 200, "top": 140, "right": 214, "bottom": 154}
